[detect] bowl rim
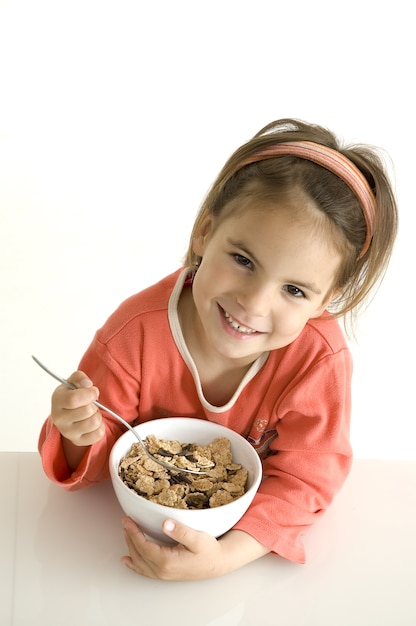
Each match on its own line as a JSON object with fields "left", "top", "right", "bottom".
{"left": 109, "top": 417, "right": 262, "bottom": 515}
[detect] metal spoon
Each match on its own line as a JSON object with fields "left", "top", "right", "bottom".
{"left": 32, "top": 355, "right": 208, "bottom": 475}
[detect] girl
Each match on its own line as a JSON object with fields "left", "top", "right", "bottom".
{"left": 39, "top": 118, "right": 398, "bottom": 580}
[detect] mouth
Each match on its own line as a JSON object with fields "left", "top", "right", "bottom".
{"left": 221, "top": 307, "right": 259, "bottom": 335}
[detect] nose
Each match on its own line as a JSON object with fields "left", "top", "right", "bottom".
{"left": 236, "top": 280, "right": 276, "bottom": 318}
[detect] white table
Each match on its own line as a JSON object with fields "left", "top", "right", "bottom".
{"left": 1, "top": 453, "right": 415, "bottom": 626}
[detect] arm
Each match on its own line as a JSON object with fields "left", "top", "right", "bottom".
{"left": 61, "top": 437, "right": 90, "bottom": 471}
{"left": 38, "top": 335, "right": 141, "bottom": 489}
{"left": 234, "top": 348, "right": 353, "bottom": 562}
{"left": 38, "top": 369, "right": 107, "bottom": 487}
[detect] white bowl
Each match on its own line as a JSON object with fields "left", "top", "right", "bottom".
{"left": 109, "top": 418, "right": 262, "bottom": 543}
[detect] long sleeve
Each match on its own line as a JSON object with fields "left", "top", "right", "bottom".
{"left": 38, "top": 413, "right": 124, "bottom": 490}
{"left": 38, "top": 270, "right": 181, "bottom": 490}
{"left": 233, "top": 346, "right": 352, "bottom": 563}
{"left": 37, "top": 338, "right": 138, "bottom": 490}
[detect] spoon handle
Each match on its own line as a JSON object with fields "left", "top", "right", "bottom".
{"left": 32, "top": 355, "right": 207, "bottom": 474}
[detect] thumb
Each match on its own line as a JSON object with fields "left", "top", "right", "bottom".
{"left": 162, "top": 519, "right": 204, "bottom": 552}
{"left": 67, "top": 371, "right": 99, "bottom": 397}
{"left": 67, "top": 370, "right": 93, "bottom": 388}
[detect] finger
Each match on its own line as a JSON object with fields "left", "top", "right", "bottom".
{"left": 122, "top": 527, "right": 144, "bottom": 563}
{"left": 66, "top": 370, "right": 94, "bottom": 388}
{"left": 52, "top": 393, "right": 99, "bottom": 425}
{"left": 51, "top": 396, "right": 104, "bottom": 443}
{"left": 162, "top": 519, "right": 208, "bottom": 553}
{"left": 121, "top": 518, "right": 159, "bottom": 578}
{"left": 121, "top": 543, "right": 153, "bottom": 578}
{"left": 52, "top": 386, "right": 99, "bottom": 415}
{"left": 61, "top": 372, "right": 99, "bottom": 408}
{"left": 64, "top": 409, "right": 105, "bottom": 446}
{"left": 122, "top": 517, "right": 145, "bottom": 546}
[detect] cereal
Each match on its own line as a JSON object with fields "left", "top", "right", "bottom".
{"left": 118, "top": 435, "right": 249, "bottom": 509}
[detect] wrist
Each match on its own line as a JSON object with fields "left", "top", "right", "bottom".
{"left": 61, "top": 436, "right": 89, "bottom": 470}
{"left": 218, "top": 529, "right": 270, "bottom": 574}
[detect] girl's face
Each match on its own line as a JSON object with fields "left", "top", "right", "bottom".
{"left": 188, "top": 199, "right": 341, "bottom": 368}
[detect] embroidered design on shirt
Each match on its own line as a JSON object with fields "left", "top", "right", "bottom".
{"left": 247, "top": 417, "right": 277, "bottom": 457}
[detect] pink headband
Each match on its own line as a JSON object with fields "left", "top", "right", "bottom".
{"left": 236, "top": 141, "right": 376, "bottom": 258}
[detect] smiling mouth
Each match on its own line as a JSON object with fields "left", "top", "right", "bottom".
{"left": 222, "top": 308, "right": 258, "bottom": 335}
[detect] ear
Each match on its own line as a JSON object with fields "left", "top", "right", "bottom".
{"left": 192, "top": 216, "right": 213, "bottom": 257}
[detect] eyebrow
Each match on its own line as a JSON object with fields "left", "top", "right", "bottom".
{"left": 227, "top": 237, "right": 322, "bottom": 295}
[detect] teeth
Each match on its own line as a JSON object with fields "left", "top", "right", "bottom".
{"left": 223, "top": 310, "right": 257, "bottom": 334}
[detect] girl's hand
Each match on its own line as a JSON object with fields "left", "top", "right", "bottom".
{"left": 121, "top": 517, "right": 270, "bottom": 580}
{"left": 51, "top": 371, "right": 104, "bottom": 447}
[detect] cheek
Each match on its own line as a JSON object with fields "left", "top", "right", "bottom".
{"left": 271, "top": 305, "right": 312, "bottom": 337}
{"left": 194, "top": 260, "right": 228, "bottom": 295}
{"left": 191, "top": 267, "right": 216, "bottom": 310}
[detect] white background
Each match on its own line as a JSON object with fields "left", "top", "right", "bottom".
{"left": 0, "top": 0, "right": 414, "bottom": 458}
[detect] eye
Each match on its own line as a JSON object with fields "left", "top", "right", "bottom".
{"left": 284, "top": 284, "right": 305, "bottom": 298}
{"left": 233, "top": 254, "right": 253, "bottom": 269}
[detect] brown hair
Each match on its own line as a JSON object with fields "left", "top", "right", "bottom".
{"left": 184, "top": 118, "right": 398, "bottom": 330}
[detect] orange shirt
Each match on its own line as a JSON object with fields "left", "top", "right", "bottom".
{"left": 39, "top": 268, "right": 352, "bottom": 563}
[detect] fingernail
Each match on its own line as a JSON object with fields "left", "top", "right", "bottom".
{"left": 163, "top": 519, "right": 175, "bottom": 533}
{"left": 79, "top": 378, "right": 93, "bottom": 388}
